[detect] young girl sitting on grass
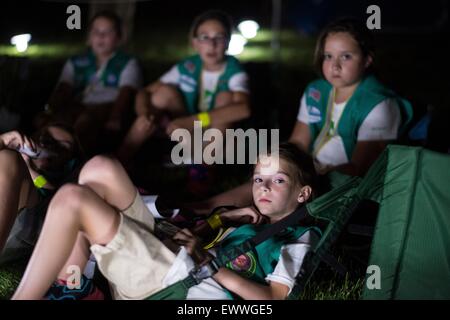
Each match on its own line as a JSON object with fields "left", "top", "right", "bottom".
{"left": 12, "top": 143, "right": 319, "bottom": 300}
{"left": 289, "top": 18, "right": 412, "bottom": 181}
{"left": 40, "top": 10, "right": 142, "bottom": 155}
{"left": 117, "top": 10, "right": 250, "bottom": 166}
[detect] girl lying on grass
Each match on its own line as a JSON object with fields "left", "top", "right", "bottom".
{"left": 12, "top": 143, "right": 319, "bottom": 300}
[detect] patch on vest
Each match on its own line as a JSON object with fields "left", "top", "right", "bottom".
{"left": 180, "top": 75, "right": 196, "bottom": 93}
{"left": 184, "top": 60, "right": 196, "bottom": 74}
{"left": 73, "top": 56, "right": 90, "bottom": 67}
{"left": 307, "top": 105, "right": 322, "bottom": 123}
{"left": 226, "top": 252, "right": 257, "bottom": 278}
{"left": 106, "top": 74, "right": 117, "bottom": 86}
{"left": 308, "top": 88, "right": 321, "bottom": 102}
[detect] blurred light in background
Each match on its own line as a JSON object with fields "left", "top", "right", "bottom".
{"left": 238, "top": 20, "right": 260, "bottom": 39}
{"left": 227, "top": 34, "right": 247, "bottom": 56}
{"left": 10, "top": 34, "right": 32, "bottom": 53}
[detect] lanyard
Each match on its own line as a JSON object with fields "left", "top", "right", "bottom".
{"left": 312, "top": 88, "right": 345, "bottom": 158}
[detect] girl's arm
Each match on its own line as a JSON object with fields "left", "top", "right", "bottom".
{"left": 166, "top": 92, "right": 251, "bottom": 134}
{"left": 213, "top": 268, "right": 290, "bottom": 300}
{"left": 190, "top": 206, "right": 265, "bottom": 241}
{"left": 173, "top": 227, "right": 289, "bottom": 300}
{"left": 289, "top": 121, "right": 311, "bottom": 153}
{"left": 330, "top": 140, "right": 388, "bottom": 176}
{"left": 208, "top": 92, "right": 251, "bottom": 127}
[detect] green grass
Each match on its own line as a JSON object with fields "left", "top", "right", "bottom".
{"left": 0, "top": 252, "right": 365, "bottom": 300}
{"left": 0, "top": 263, "right": 23, "bottom": 300}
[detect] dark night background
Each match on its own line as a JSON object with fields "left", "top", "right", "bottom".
{"left": 1, "top": 0, "right": 449, "bottom": 144}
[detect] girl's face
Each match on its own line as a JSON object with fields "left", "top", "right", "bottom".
{"left": 32, "top": 126, "right": 75, "bottom": 171}
{"left": 192, "top": 19, "right": 228, "bottom": 70}
{"left": 322, "top": 32, "right": 372, "bottom": 90}
{"left": 88, "top": 17, "right": 120, "bottom": 58}
{"left": 252, "top": 156, "right": 311, "bottom": 222}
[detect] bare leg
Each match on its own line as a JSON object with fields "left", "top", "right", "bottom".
{"left": 0, "top": 150, "right": 39, "bottom": 253}
{"left": 12, "top": 184, "right": 122, "bottom": 300}
{"left": 56, "top": 232, "right": 91, "bottom": 281}
{"left": 117, "top": 84, "right": 186, "bottom": 164}
{"left": 116, "top": 114, "right": 156, "bottom": 166}
{"left": 13, "top": 156, "right": 137, "bottom": 300}
{"left": 55, "top": 155, "right": 137, "bottom": 283}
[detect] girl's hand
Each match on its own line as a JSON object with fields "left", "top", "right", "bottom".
{"left": 166, "top": 116, "right": 195, "bottom": 136}
{"left": 314, "top": 160, "right": 333, "bottom": 175}
{"left": 220, "top": 206, "right": 268, "bottom": 227}
{"left": 0, "top": 131, "right": 36, "bottom": 153}
{"left": 172, "top": 228, "right": 209, "bottom": 264}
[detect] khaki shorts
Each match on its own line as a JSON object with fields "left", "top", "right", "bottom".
{"left": 90, "top": 192, "right": 176, "bottom": 300}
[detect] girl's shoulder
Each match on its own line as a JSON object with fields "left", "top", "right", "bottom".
{"left": 305, "top": 78, "right": 332, "bottom": 90}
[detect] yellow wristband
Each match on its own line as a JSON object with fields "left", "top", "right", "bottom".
{"left": 33, "top": 175, "right": 47, "bottom": 189}
{"left": 206, "top": 213, "right": 222, "bottom": 230}
{"left": 197, "top": 112, "right": 211, "bottom": 128}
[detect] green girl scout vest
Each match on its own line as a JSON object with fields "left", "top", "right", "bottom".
{"left": 304, "top": 75, "right": 413, "bottom": 160}
{"left": 216, "top": 223, "right": 320, "bottom": 287}
{"left": 176, "top": 54, "right": 245, "bottom": 114}
{"left": 70, "top": 49, "right": 132, "bottom": 95}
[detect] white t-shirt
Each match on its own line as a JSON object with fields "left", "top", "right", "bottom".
{"left": 160, "top": 64, "right": 249, "bottom": 112}
{"left": 297, "top": 93, "right": 401, "bottom": 167}
{"left": 161, "top": 230, "right": 318, "bottom": 299}
{"left": 59, "top": 55, "right": 142, "bottom": 105}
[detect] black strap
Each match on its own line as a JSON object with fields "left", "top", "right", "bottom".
{"left": 215, "top": 205, "right": 309, "bottom": 267}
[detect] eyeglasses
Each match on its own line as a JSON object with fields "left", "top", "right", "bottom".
{"left": 195, "top": 34, "right": 228, "bottom": 45}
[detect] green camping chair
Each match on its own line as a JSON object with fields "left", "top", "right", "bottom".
{"left": 295, "top": 145, "right": 450, "bottom": 300}
{"left": 362, "top": 145, "right": 450, "bottom": 299}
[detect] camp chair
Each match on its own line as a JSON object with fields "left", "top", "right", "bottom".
{"left": 362, "top": 145, "right": 450, "bottom": 299}
{"left": 295, "top": 145, "right": 450, "bottom": 300}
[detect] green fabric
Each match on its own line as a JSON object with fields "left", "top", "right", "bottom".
{"left": 71, "top": 49, "right": 131, "bottom": 94}
{"left": 363, "top": 146, "right": 450, "bottom": 299}
{"left": 146, "top": 276, "right": 197, "bottom": 300}
{"left": 216, "top": 224, "right": 314, "bottom": 285}
{"left": 304, "top": 75, "right": 413, "bottom": 160}
{"left": 177, "top": 54, "right": 245, "bottom": 114}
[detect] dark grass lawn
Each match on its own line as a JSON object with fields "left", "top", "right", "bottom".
{"left": 0, "top": 259, "right": 365, "bottom": 300}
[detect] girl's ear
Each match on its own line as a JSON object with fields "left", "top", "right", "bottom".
{"left": 297, "top": 186, "right": 312, "bottom": 203}
{"left": 365, "top": 55, "right": 373, "bottom": 68}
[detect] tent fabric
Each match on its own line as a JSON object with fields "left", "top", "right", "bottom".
{"left": 363, "top": 145, "right": 450, "bottom": 299}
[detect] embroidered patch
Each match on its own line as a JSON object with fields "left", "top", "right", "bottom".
{"left": 180, "top": 75, "right": 196, "bottom": 92}
{"left": 307, "top": 105, "right": 322, "bottom": 123}
{"left": 73, "top": 57, "right": 90, "bottom": 67}
{"left": 309, "top": 88, "right": 321, "bottom": 102}
{"left": 184, "top": 60, "right": 196, "bottom": 74}
{"left": 106, "top": 74, "right": 117, "bottom": 85}
{"left": 226, "top": 252, "right": 257, "bottom": 277}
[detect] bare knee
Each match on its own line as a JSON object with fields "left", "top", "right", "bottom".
{"left": 79, "top": 155, "right": 122, "bottom": 185}
{"left": 134, "top": 90, "right": 150, "bottom": 116}
{"left": 151, "top": 84, "right": 182, "bottom": 111}
{"left": 49, "top": 183, "right": 87, "bottom": 217}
